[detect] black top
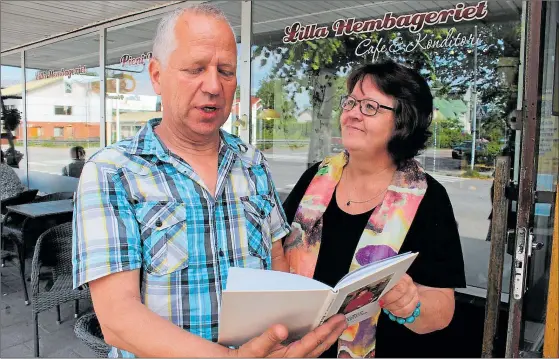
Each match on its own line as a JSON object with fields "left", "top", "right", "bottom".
{"left": 62, "top": 159, "right": 85, "bottom": 178}
{"left": 282, "top": 162, "right": 466, "bottom": 358}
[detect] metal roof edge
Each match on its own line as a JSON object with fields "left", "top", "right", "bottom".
{"left": 0, "top": 0, "right": 199, "bottom": 55}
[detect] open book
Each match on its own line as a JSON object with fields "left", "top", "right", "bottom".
{"left": 218, "top": 252, "right": 418, "bottom": 347}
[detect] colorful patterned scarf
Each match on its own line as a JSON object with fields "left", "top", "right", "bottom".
{"left": 283, "top": 151, "right": 428, "bottom": 358}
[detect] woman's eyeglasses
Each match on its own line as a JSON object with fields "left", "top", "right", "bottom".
{"left": 340, "top": 95, "right": 395, "bottom": 116}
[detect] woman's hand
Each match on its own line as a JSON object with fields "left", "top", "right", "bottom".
{"left": 378, "top": 274, "right": 419, "bottom": 318}
{"left": 272, "top": 241, "right": 290, "bottom": 272}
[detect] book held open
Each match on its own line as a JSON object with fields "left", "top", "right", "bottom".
{"left": 218, "top": 252, "right": 418, "bottom": 347}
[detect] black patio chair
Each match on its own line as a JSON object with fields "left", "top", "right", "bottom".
{"left": 1, "top": 189, "right": 39, "bottom": 300}
{"left": 34, "top": 192, "right": 75, "bottom": 202}
{"left": 31, "top": 222, "right": 91, "bottom": 357}
{"left": 74, "top": 312, "right": 111, "bottom": 358}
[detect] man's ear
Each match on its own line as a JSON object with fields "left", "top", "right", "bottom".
{"left": 149, "top": 58, "right": 162, "bottom": 95}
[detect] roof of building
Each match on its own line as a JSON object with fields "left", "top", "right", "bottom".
{"left": 1, "top": 77, "right": 62, "bottom": 97}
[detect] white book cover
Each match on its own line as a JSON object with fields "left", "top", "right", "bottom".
{"left": 218, "top": 252, "right": 418, "bottom": 347}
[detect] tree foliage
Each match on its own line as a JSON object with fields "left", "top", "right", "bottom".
{"left": 252, "top": 18, "right": 521, "bottom": 157}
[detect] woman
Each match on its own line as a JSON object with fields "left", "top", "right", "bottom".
{"left": 280, "top": 61, "right": 466, "bottom": 358}
{"left": 0, "top": 149, "right": 25, "bottom": 201}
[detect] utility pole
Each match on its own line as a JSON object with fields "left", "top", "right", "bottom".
{"left": 470, "top": 25, "right": 478, "bottom": 170}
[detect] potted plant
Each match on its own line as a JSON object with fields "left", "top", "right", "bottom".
{"left": 1, "top": 96, "right": 23, "bottom": 167}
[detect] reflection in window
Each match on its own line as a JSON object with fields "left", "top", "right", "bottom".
{"left": 54, "top": 106, "right": 72, "bottom": 115}
{"left": 104, "top": 2, "right": 241, "bottom": 144}
{"left": 1, "top": 56, "right": 25, "bottom": 170}
{"left": 29, "top": 127, "right": 43, "bottom": 138}
{"left": 251, "top": 2, "right": 523, "bottom": 308}
{"left": 25, "top": 32, "right": 100, "bottom": 176}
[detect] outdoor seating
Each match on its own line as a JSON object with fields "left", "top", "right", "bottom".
{"left": 34, "top": 192, "right": 74, "bottom": 202}
{"left": 1, "top": 192, "right": 75, "bottom": 305}
{"left": 74, "top": 312, "right": 111, "bottom": 358}
{"left": 31, "top": 222, "right": 91, "bottom": 357}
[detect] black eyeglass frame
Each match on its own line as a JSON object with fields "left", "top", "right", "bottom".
{"left": 340, "top": 95, "right": 395, "bottom": 116}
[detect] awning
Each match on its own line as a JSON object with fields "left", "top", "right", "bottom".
{"left": 1, "top": 0, "right": 522, "bottom": 71}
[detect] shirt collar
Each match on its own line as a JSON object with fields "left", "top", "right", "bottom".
{"left": 123, "top": 118, "right": 248, "bottom": 158}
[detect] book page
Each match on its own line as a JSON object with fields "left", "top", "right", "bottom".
{"left": 323, "top": 253, "right": 417, "bottom": 326}
{"left": 218, "top": 289, "right": 331, "bottom": 347}
{"left": 218, "top": 267, "right": 333, "bottom": 347}
{"left": 226, "top": 267, "right": 332, "bottom": 292}
{"left": 334, "top": 252, "right": 416, "bottom": 290}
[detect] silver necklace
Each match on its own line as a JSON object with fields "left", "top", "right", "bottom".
{"left": 344, "top": 169, "right": 389, "bottom": 207}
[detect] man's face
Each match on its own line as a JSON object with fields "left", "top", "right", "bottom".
{"left": 150, "top": 13, "right": 237, "bottom": 139}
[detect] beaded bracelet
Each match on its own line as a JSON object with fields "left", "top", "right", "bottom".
{"left": 382, "top": 302, "right": 421, "bottom": 324}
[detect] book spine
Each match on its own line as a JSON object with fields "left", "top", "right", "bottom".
{"left": 315, "top": 291, "right": 337, "bottom": 327}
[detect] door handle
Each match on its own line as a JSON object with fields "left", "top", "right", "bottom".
{"left": 528, "top": 231, "right": 544, "bottom": 257}
{"left": 512, "top": 227, "right": 528, "bottom": 300}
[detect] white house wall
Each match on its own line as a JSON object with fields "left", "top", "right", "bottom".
{"left": 24, "top": 80, "right": 101, "bottom": 124}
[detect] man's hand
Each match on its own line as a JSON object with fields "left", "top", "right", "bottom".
{"left": 379, "top": 274, "right": 419, "bottom": 318}
{"left": 231, "top": 314, "right": 348, "bottom": 358}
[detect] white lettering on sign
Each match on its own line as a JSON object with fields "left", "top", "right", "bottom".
{"left": 282, "top": 1, "right": 488, "bottom": 44}
{"left": 355, "top": 28, "right": 482, "bottom": 60}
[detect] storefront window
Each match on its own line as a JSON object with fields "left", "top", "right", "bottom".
{"left": 24, "top": 32, "right": 100, "bottom": 178}
{"left": 1, "top": 53, "right": 26, "bottom": 175}
{"left": 105, "top": 1, "right": 242, "bottom": 145}
{"left": 251, "top": 0, "right": 522, "bottom": 294}
{"left": 523, "top": 0, "right": 559, "bottom": 350}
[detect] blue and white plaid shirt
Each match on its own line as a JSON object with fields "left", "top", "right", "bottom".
{"left": 72, "top": 118, "right": 290, "bottom": 358}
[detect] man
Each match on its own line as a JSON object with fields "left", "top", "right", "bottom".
{"left": 72, "top": 4, "right": 346, "bottom": 358}
{"left": 62, "top": 146, "right": 86, "bottom": 178}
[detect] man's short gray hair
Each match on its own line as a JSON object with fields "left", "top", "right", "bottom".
{"left": 152, "top": 3, "right": 235, "bottom": 68}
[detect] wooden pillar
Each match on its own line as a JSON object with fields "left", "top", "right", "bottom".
{"left": 543, "top": 184, "right": 559, "bottom": 358}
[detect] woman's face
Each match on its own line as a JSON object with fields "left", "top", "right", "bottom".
{"left": 340, "top": 76, "right": 396, "bottom": 157}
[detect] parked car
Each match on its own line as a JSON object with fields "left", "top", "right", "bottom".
{"left": 452, "top": 141, "right": 471, "bottom": 159}
{"left": 452, "top": 141, "right": 484, "bottom": 159}
{"left": 452, "top": 140, "right": 490, "bottom": 163}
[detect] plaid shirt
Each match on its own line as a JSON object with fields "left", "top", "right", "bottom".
{"left": 72, "top": 118, "right": 290, "bottom": 358}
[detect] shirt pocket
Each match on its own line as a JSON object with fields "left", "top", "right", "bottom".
{"left": 136, "top": 201, "right": 189, "bottom": 276}
{"left": 240, "top": 193, "right": 274, "bottom": 268}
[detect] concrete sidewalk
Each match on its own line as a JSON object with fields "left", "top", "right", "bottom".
{"left": 1, "top": 260, "right": 97, "bottom": 358}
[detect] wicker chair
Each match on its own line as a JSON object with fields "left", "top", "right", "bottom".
{"left": 74, "top": 312, "right": 111, "bottom": 358}
{"left": 1, "top": 189, "right": 39, "bottom": 302}
{"left": 1, "top": 189, "right": 39, "bottom": 216}
{"left": 31, "top": 222, "right": 91, "bottom": 357}
{"left": 2, "top": 191, "right": 74, "bottom": 304}
{"left": 34, "top": 192, "right": 75, "bottom": 203}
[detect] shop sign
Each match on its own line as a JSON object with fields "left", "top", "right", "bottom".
{"left": 282, "top": 1, "right": 488, "bottom": 60}
{"left": 35, "top": 65, "right": 87, "bottom": 80}
{"left": 107, "top": 94, "right": 124, "bottom": 100}
{"left": 120, "top": 51, "right": 152, "bottom": 67}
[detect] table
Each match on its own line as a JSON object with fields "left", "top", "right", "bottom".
{"left": 6, "top": 199, "right": 74, "bottom": 218}
{"left": 3, "top": 199, "right": 74, "bottom": 304}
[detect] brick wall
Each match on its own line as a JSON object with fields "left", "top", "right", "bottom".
{"left": 16, "top": 122, "right": 100, "bottom": 140}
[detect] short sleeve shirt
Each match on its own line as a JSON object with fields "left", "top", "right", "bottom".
{"left": 72, "top": 118, "right": 291, "bottom": 358}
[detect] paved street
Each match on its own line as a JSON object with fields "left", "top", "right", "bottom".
{"left": 18, "top": 145, "right": 494, "bottom": 241}
{"left": 1, "top": 260, "right": 96, "bottom": 358}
